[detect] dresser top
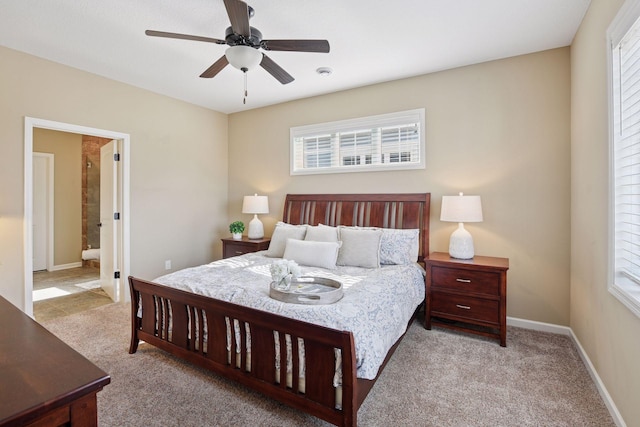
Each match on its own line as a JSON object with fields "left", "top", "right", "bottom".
{"left": 426, "top": 251, "right": 509, "bottom": 270}
{"left": 0, "top": 296, "right": 110, "bottom": 424}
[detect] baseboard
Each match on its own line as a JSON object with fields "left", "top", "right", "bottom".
{"left": 507, "top": 316, "right": 627, "bottom": 427}
{"left": 49, "top": 262, "right": 83, "bottom": 271}
{"left": 568, "top": 329, "right": 627, "bottom": 427}
{"left": 507, "top": 316, "right": 572, "bottom": 335}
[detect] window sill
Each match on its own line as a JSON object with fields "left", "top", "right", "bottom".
{"left": 608, "top": 282, "right": 640, "bottom": 319}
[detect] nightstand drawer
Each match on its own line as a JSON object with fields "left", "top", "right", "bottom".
{"left": 431, "top": 266, "right": 500, "bottom": 295}
{"left": 221, "top": 237, "right": 271, "bottom": 259}
{"left": 431, "top": 292, "right": 500, "bottom": 324}
{"left": 224, "top": 245, "right": 252, "bottom": 258}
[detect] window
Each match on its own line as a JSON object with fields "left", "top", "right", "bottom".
{"left": 290, "top": 109, "right": 425, "bottom": 175}
{"left": 608, "top": 0, "right": 640, "bottom": 318}
{"left": 303, "top": 135, "right": 332, "bottom": 168}
{"left": 343, "top": 156, "right": 360, "bottom": 166}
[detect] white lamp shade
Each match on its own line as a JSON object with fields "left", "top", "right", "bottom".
{"left": 440, "top": 194, "right": 483, "bottom": 223}
{"left": 225, "top": 46, "right": 263, "bottom": 71}
{"left": 242, "top": 194, "right": 269, "bottom": 214}
{"left": 440, "top": 193, "right": 483, "bottom": 259}
{"left": 242, "top": 194, "right": 269, "bottom": 239}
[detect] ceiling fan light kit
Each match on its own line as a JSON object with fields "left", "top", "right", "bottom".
{"left": 145, "top": 0, "right": 330, "bottom": 103}
{"left": 225, "top": 45, "right": 262, "bottom": 71}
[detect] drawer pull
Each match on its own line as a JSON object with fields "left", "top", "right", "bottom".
{"left": 456, "top": 278, "right": 472, "bottom": 283}
{"left": 235, "top": 251, "right": 244, "bottom": 254}
{"left": 456, "top": 304, "right": 471, "bottom": 310}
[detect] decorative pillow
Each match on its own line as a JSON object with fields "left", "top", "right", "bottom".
{"left": 380, "top": 228, "right": 420, "bottom": 265}
{"left": 336, "top": 227, "right": 382, "bottom": 268}
{"left": 265, "top": 222, "right": 307, "bottom": 258}
{"left": 282, "top": 239, "right": 341, "bottom": 269}
{"left": 305, "top": 224, "right": 339, "bottom": 242}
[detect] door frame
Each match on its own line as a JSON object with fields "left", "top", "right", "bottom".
{"left": 23, "top": 117, "right": 131, "bottom": 316}
{"left": 32, "top": 152, "right": 55, "bottom": 272}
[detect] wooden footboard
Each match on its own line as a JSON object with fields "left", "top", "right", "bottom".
{"left": 129, "top": 276, "right": 358, "bottom": 427}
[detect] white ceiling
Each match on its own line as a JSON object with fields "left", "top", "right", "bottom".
{"left": 0, "top": 0, "right": 590, "bottom": 114}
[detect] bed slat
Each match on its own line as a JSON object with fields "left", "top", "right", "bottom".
{"left": 249, "top": 324, "right": 277, "bottom": 383}
{"left": 207, "top": 311, "right": 228, "bottom": 364}
{"left": 171, "top": 302, "right": 189, "bottom": 349}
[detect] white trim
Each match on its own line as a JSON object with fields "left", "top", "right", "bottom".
{"left": 508, "top": 317, "right": 626, "bottom": 427}
{"left": 607, "top": 0, "right": 640, "bottom": 319}
{"left": 32, "top": 152, "right": 55, "bottom": 272}
{"left": 24, "top": 121, "right": 34, "bottom": 314}
{"left": 290, "top": 108, "right": 426, "bottom": 176}
{"left": 609, "top": 282, "right": 640, "bottom": 317}
{"left": 568, "top": 329, "right": 627, "bottom": 427}
{"left": 507, "top": 316, "right": 571, "bottom": 335}
{"left": 49, "top": 262, "right": 83, "bottom": 271}
{"left": 608, "top": 0, "right": 640, "bottom": 46}
{"left": 24, "top": 117, "right": 131, "bottom": 316}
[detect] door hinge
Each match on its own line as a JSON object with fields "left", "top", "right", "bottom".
{"left": 114, "top": 271, "right": 120, "bottom": 279}
{"left": 114, "top": 212, "right": 120, "bottom": 220}
{"left": 114, "top": 153, "right": 120, "bottom": 161}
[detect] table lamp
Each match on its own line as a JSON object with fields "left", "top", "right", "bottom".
{"left": 242, "top": 193, "right": 269, "bottom": 239}
{"left": 440, "top": 192, "right": 483, "bottom": 259}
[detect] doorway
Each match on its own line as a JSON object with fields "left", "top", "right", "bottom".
{"left": 23, "top": 117, "right": 130, "bottom": 318}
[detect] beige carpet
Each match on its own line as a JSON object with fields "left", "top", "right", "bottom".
{"left": 41, "top": 303, "right": 615, "bottom": 426}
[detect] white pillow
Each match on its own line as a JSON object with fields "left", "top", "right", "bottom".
{"left": 305, "top": 224, "right": 339, "bottom": 242}
{"left": 265, "top": 222, "right": 307, "bottom": 258}
{"left": 282, "top": 239, "right": 341, "bottom": 269}
{"left": 337, "top": 227, "right": 382, "bottom": 268}
{"left": 380, "top": 228, "right": 420, "bottom": 265}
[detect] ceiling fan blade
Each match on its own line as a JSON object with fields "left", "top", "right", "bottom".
{"left": 260, "top": 54, "right": 294, "bottom": 85}
{"left": 261, "top": 39, "right": 330, "bottom": 53}
{"left": 200, "top": 56, "right": 229, "bottom": 78}
{"left": 145, "top": 30, "right": 225, "bottom": 44}
{"left": 223, "top": 0, "right": 251, "bottom": 38}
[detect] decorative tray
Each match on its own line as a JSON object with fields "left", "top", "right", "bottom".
{"left": 269, "top": 276, "right": 343, "bottom": 305}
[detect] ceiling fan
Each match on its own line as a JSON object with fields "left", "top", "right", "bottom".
{"left": 145, "top": 0, "right": 330, "bottom": 87}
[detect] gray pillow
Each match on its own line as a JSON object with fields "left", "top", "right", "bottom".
{"left": 283, "top": 238, "right": 341, "bottom": 269}
{"left": 305, "top": 224, "right": 339, "bottom": 242}
{"left": 265, "top": 222, "right": 307, "bottom": 258}
{"left": 337, "top": 227, "right": 382, "bottom": 268}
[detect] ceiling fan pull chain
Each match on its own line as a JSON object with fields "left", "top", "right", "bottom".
{"left": 243, "top": 69, "right": 248, "bottom": 104}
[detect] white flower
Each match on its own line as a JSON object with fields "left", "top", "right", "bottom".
{"left": 270, "top": 259, "right": 301, "bottom": 287}
{"left": 286, "top": 259, "right": 302, "bottom": 278}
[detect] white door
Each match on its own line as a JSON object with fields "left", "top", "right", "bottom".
{"left": 32, "top": 153, "right": 52, "bottom": 271}
{"left": 100, "top": 140, "right": 120, "bottom": 301}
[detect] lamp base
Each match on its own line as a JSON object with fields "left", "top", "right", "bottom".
{"left": 247, "top": 215, "right": 264, "bottom": 239}
{"left": 449, "top": 223, "right": 475, "bottom": 259}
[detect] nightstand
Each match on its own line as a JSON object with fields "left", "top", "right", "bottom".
{"left": 425, "top": 252, "right": 509, "bottom": 346}
{"left": 222, "top": 237, "right": 270, "bottom": 259}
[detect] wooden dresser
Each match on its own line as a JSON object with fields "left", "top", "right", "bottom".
{"left": 222, "top": 237, "right": 270, "bottom": 259}
{"left": 0, "top": 296, "right": 110, "bottom": 426}
{"left": 425, "top": 252, "right": 509, "bottom": 346}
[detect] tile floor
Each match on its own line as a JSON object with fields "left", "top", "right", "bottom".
{"left": 33, "top": 266, "right": 114, "bottom": 322}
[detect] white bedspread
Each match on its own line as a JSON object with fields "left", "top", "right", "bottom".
{"left": 153, "top": 252, "right": 425, "bottom": 380}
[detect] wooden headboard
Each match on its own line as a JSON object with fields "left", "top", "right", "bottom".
{"left": 283, "top": 193, "right": 431, "bottom": 261}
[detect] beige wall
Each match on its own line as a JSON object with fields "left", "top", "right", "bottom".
{"left": 0, "top": 45, "right": 229, "bottom": 310}
{"left": 571, "top": 0, "right": 640, "bottom": 424}
{"left": 0, "top": 7, "right": 635, "bottom": 423}
{"left": 33, "top": 129, "right": 82, "bottom": 266}
{"left": 228, "top": 48, "right": 572, "bottom": 326}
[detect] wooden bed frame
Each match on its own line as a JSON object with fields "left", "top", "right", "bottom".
{"left": 129, "top": 193, "right": 431, "bottom": 427}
